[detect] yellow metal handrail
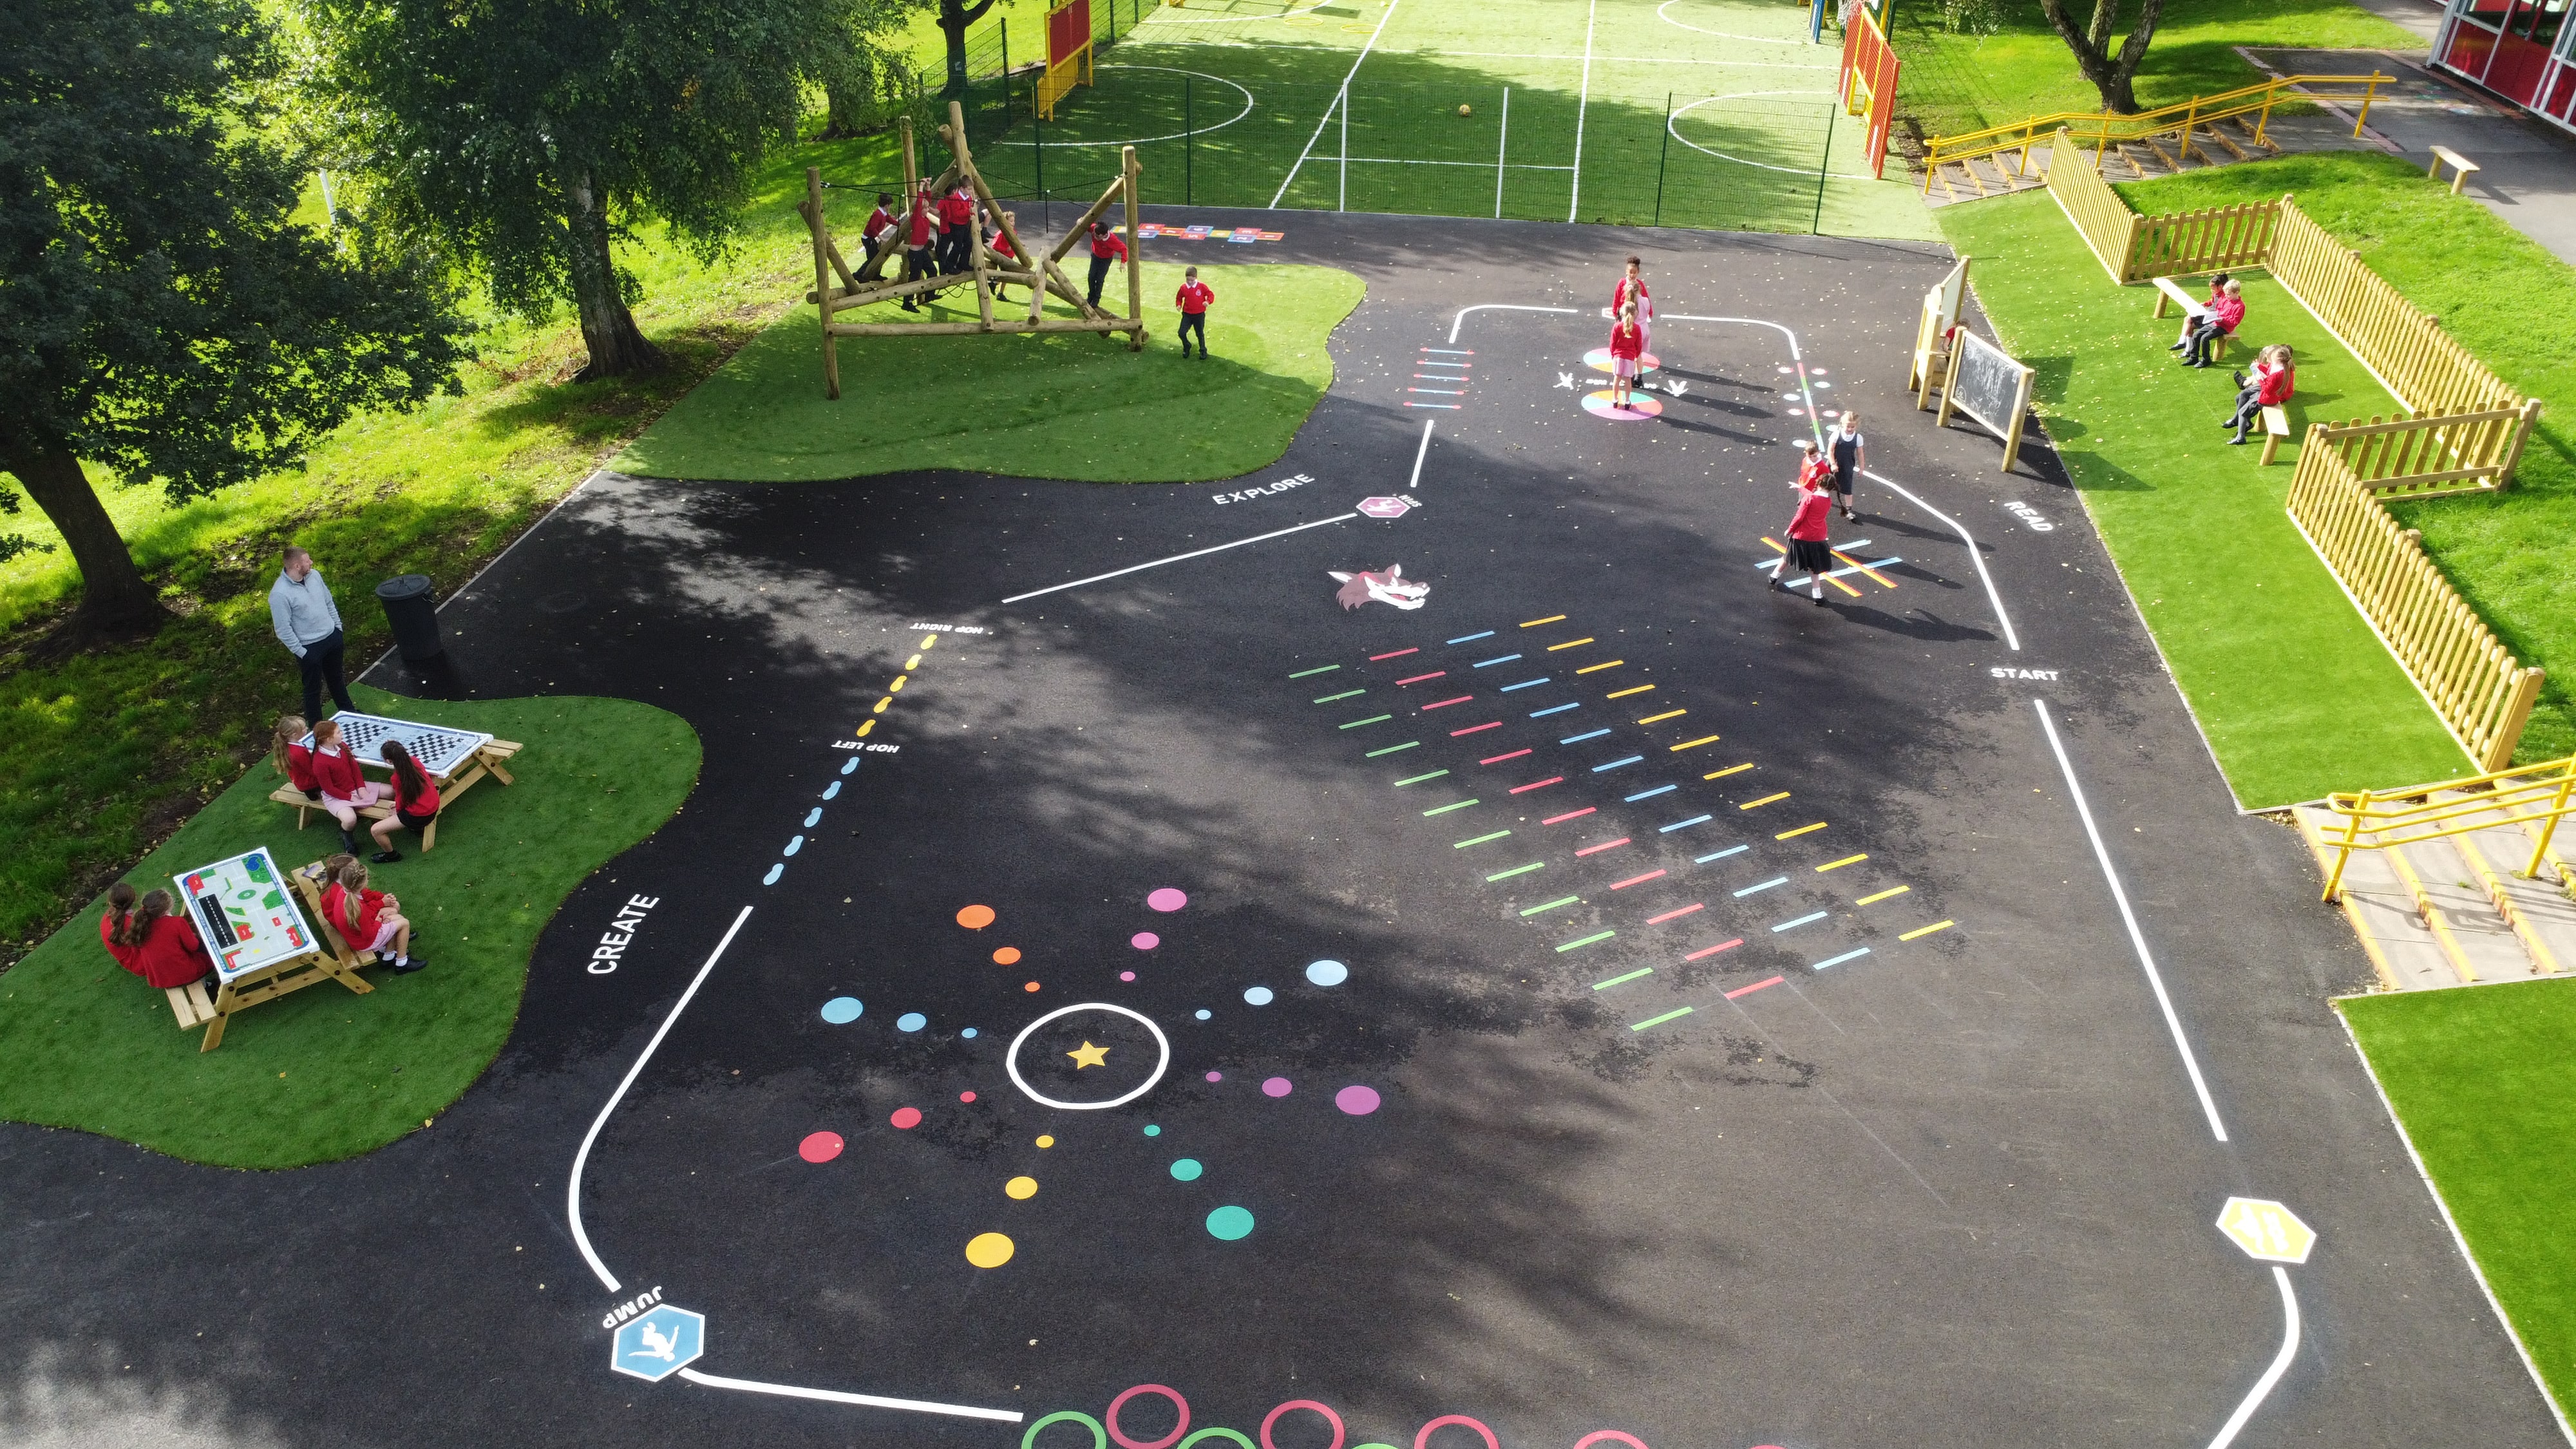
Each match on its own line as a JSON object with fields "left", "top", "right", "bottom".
{"left": 2319, "top": 755, "right": 2576, "bottom": 901}
{"left": 1923, "top": 73, "right": 2391, "bottom": 193}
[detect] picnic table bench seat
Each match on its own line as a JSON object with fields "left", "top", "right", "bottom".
{"left": 267, "top": 735, "right": 522, "bottom": 852}
{"left": 2150, "top": 276, "right": 2231, "bottom": 361}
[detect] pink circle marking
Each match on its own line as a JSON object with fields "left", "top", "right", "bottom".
{"left": 1334, "top": 1084, "right": 1381, "bottom": 1115}
{"left": 797, "top": 1131, "right": 844, "bottom": 1163}
{"left": 1414, "top": 1416, "right": 1500, "bottom": 1449}
{"left": 1582, "top": 390, "right": 1662, "bottom": 421}
{"left": 1581, "top": 346, "right": 1660, "bottom": 374}
{"left": 960, "top": 1091, "right": 977, "bottom": 1103}
{"left": 1206, "top": 1070, "right": 1224, "bottom": 1083}
{"left": 1106, "top": 1384, "right": 1191, "bottom": 1449}
{"left": 1132, "top": 932, "right": 1160, "bottom": 949}
{"left": 889, "top": 1106, "right": 923, "bottom": 1130}
{"left": 1262, "top": 1077, "right": 1293, "bottom": 1098}
{"left": 1260, "top": 1401, "right": 1346, "bottom": 1449}
{"left": 1146, "top": 888, "right": 1188, "bottom": 913}
{"left": 1573, "top": 1435, "right": 1654, "bottom": 1449}
{"left": 1121, "top": 971, "right": 1137, "bottom": 982}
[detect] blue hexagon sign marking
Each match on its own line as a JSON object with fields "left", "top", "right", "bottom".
{"left": 611, "top": 1303, "right": 705, "bottom": 1382}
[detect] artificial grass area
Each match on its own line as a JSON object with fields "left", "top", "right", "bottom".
{"left": 2114, "top": 154, "right": 2576, "bottom": 766}
{"left": 0, "top": 687, "right": 699, "bottom": 1168}
{"left": 614, "top": 261, "right": 1364, "bottom": 482}
{"left": 1938, "top": 189, "right": 2468, "bottom": 806}
{"left": 2343, "top": 978, "right": 2576, "bottom": 1423}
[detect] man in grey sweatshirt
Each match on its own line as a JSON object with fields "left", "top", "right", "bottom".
{"left": 269, "top": 545, "right": 356, "bottom": 721}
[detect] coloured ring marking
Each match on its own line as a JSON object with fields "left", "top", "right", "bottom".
{"left": 1573, "top": 1435, "right": 1654, "bottom": 1449}
{"left": 1006, "top": 1002, "right": 1173, "bottom": 1111}
{"left": 1415, "top": 1416, "right": 1501, "bottom": 1449}
{"left": 1262, "top": 1400, "right": 1347, "bottom": 1449}
{"left": 1026, "top": 1411, "right": 1111, "bottom": 1449}
{"left": 1108, "top": 1385, "right": 1191, "bottom": 1449}
{"left": 1179, "top": 1433, "right": 1258, "bottom": 1448}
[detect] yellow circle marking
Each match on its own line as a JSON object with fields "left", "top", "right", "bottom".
{"left": 965, "top": 1231, "right": 1016, "bottom": 1268}
{"left": 1006, "top": 1175, "right": 1039, "bottom": 1200}
{"left": 1035, "top": 1134, "right": 1056, "bottom": 1148}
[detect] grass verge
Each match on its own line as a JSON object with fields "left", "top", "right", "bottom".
{"left": 0, "top": 687, "right": 699, "bottom": 1168}
{"left": 614, "top": 261, "right": 1363, "bottom": 482}
{"left": 2342, "top": 978, "right": 2576, "bottom": 1425}
{"left": 1937, "top": 187, "right": 2468, "bottom": 806}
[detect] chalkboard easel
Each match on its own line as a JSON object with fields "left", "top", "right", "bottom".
{"left": 1937, "top": 329, "right": 2036, "bottom": 473}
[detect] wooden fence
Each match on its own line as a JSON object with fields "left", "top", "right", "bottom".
{"left": 2267, "top": 200, "right": 2523, "bottom": 419}
{"left": 2126, "top": 201, "right": 2277, "bottom": 283}
{"left": 2307, "top": 402, "right": 2542, "bottom": 499}
{"left": 2043, "top": 129, "right": 2141, "bottom": 283}
{"left": 2287, "top": 445, "right": 2544, "bottom": 770}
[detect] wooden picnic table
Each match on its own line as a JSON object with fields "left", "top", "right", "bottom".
{"left": 168, "top": 849, "right": 374, "bottom": 1051}
{"left": 269, "top": 711, "right": 522, "bottom": 851}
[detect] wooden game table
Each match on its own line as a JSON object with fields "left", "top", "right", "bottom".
{"left": 268, "top": 711, "right": 522, "bottom": 851}
{"left": 170, "top": 848, "right": 374, "bottom": 1052}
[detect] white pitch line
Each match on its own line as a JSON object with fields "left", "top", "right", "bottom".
{"left": 1864, "top": 469, "right": 2020, "bottom": 651}
{"left": 1568, "top": 0, "right": 1598, "bottom": 222}
{"left": 679, "top": 1368, "right": 1024, "bottom": 1425}
{"left": 1000, "top": 513, "right": 1360, "bottom": 603}
{"left": 1269, "top": 0, "right": 1406, "bottom": 207}
{"left": 2033, "top": 697, "right": 2231, "bottom": 1142}
{"left": 1380, "top": 47, "right": 1833, "bottom": 69}
{"left": 2203, "top": 1267, "right": 2301, "bottom": 1449}
{"left": 1448, "top": 302, "right": 1580, "bottom": 344}
{"left": 568, "top": 904, "right": 755, "bottom": 1293}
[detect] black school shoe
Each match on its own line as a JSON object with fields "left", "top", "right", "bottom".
{"left": 370, "top": 849, "right": 402, "bottom": 864}
{"left": 392, "top": 956, "right": 427, "bottom": 974}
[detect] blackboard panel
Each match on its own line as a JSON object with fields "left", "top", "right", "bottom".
{"left": 1951, "top": 330, "right": 2025, "bottom": 440}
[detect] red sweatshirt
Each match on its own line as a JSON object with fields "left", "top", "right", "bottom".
{"left": 1176, "top": 281, "right": 1213, "bottom": 314}
{"left": 1788, "top": 488, "right": 1833, "bottom": 542}
{"left": 392, "top": 767, "right": 440, "bottom": 818}
{"left": 119, "top": 913, "right": 208, "bottom": 989}
{"left": 283, "top": 743, "right": 319, "bottom": 793}
{"left": 1090, "top": 231, "right": 1128, "bottom": 261}
{"left": 2255, "top": 362, "right": 2295, "bottom": 405}
{"left": 2210, "top": 294, "right": 2245, "bottom": 333}
{"left": 310, "top": 743, "right": 366, "bottom": 799}
{"left": 1608, "top": 322, "right": 1643, "bottom": 360}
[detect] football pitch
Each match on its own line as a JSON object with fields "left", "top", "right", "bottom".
{"left": 963, "top": 0, "right": 1941, "bottom": 240}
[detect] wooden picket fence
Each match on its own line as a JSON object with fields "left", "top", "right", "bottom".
{"left": 2126, "top": 201, "right": 2277, "bottom": 282}
{"left": 2287, "top": 446, "right": 2544, "bottom": 770}
{"left": 2043, "top": 129, "right": 2141, "bottom": 283}
{"left": 2266, "top": 201, "right": 2522, "bottom": 419}
{"left": 2307, "top": 402, "right": 2542, "bottom": 499}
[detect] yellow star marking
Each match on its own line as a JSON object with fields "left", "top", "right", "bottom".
{"left": 1066, "top": 1041, "right": 1111, "bottom": 1069}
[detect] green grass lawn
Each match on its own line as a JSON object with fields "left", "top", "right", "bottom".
{"left": 1938, "top": 188, "right": 2470, "bottom": 806}
{"left": 0, "top": 687, "right": 699, "bottom": 1168}
{"left": 2112, "top": 153, "right": 2576, "bottom": 767}
{"left": 616, "top": 261, "right": 1362, "bottom": 482}
{"left": 2343, "top": 978, "right": 2576, "bottom": 1423}
{"left": 1891, "top": 0, "right": 2421, "bottom": 142}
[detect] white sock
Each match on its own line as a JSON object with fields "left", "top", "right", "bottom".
{"left": 395, "top": 952, "right": 408, "bottom": 965}
{"left": 1811, "top": 585, "right": 1824, "bottom": 599}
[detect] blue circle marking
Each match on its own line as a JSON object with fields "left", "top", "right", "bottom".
{"left": 1205, "top": 1205, "right": 1255, "bottom": 1240}
{"left": 962, "top": 1027, "right": 979, "bottom": 1039}
{"left": 1171, "top": 1158, "right": 1204, "bottom": 1181}
{"left": 1195, "top": 1009, "right": 1212, "bottom": 1021}
{"left": 1244, "top": 986, "right": 1274, "bottom": 1006}
{"left": 1305, "top": 960, "right": 1349, "bottom": 987}
{"left": 820, "top": 997, "right": 863, "bottom": 1025}
{"left": 897, "top": 1012, "right": 927, "bottom": 1032}
{"left": 1144, "top": 1124, "right": 1162, "bottom": 1137}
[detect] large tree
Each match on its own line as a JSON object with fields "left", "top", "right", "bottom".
{"left": 2036, "top": 0, "right": 2168, "bottom": 114}
{"left": 308, "top": 0, "right": 846, "bottom": 380}
{"left": 936, "top": 0, "right": 999, "bottom": 98}
{"left": 0, "top": 0, "right": 468, "bottom": 642}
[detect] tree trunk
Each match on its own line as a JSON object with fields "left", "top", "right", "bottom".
{"left": 561, "top": 169, "right": 663, "bottom": 381}
{"left": 3, "top": 441, "right": 164, "bottom": 641}
{"left": 820, "top": 81, "right": 866, "bottom": 140}
{"left": 2037, "top": 0, "right": 2161, "bottom": 113}
{"left": 938, "top": 0, "right": 996, "bottom": 99}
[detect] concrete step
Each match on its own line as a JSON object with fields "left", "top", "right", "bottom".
{"left": 2293, "top": 806, "right": 2465, "bottom": 991}
{"left": 2386, "top": 835, "right": 2534, "bottom": 984}
{"left": 2434, "top": 791, "right": 2576, "bottom": 976}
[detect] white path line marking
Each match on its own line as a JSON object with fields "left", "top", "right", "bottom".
{"left": 2204, "top": 1266, "right": 2301, "bottom": 1449}
{"left": 569, "top": 904, "right": 755, "bottom": 1293}
{"left": 679, "top": 1368, "right": 1024, "bottom": 1424}
{"left": 1448, "top": 303, "right": 1579, "bottom": 344}
{"left": 1407, "top": 417, "right": 1435, "bottom": 490}
{"left": 1568, "top": 0, "right": 1598, "bottom": 222}
{"left": 2033, "top": 697, "right": 2230, "bottom": 1142}
{"left": 1000, "top": 513, "right": 1359, "bottom": 603}
{"left": 1270, "top": 0, "right": 1406, "bottom": 207}
{"left": 1864, "top": 469, "right": 2020, "bottom": 651}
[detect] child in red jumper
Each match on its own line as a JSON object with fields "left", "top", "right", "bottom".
{"left": 272, "top": 713, "right": 319, "bottom": 800}
{"left": 1613, "top": 256, "right": 1653, "bottom": 365}
{"left": 307, "top": 716, "right": 386, "bottom": 856}
{"left": 2184, "top": 279, "right": 2245, "bottom": 367}
{"left": 1086, "top": 222, "right": 1128, "bottom": 310}
{"left": 368, "top": 737, "right": 442, "bottom": 863}
{"left": 1607, "top": 305, "right": 1645, "bottom": 408}
{"left": 102, "top": 883, "right": 214, "bottom": 990}
{"left": 2224, "top": 344, "right": 2295, "bottom": 444}
{"left": 1175, "top": 267, "right": 1215, "bottom": 359}
{"left": 329, "top": 858, "right": 424, "bottom": 973}
{"left": 1777, "top": 446, "right": 1835, "bottom": 607}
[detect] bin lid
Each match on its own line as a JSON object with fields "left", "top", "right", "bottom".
{"left": 375, "top": 574, "right": 433, "bottom": 602}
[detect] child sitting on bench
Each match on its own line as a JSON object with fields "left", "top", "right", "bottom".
{"left": 2183, "top": 279, "right": 2244, "bottom": 368}
{"left": 2223, "top": 344, "right": 2295, "bottom": 445}
{"left": 322, "top": 858, "right": 426, "bottom": 974}
{"left": 273, "top": 713, "right": 319, "bottom": 799}
{"left": 100, "top": 882, "right": 215, "bottom": 992}
{"left": 305, "top": 716, "right": 386, "bottom": 857}
{"left": 367, "top": 737, "right": 442, "bottom": 863}
{"left": 2170, "top": 272, "right": 2228, "bottom": 351}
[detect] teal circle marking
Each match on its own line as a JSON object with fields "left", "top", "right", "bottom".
{"left": 820, "top": 997, "right": 862, "bottom": 1024}
{"left": 1023, "top": 1410, "right": 1109, "bottom": 1449}
{"left": 1144, "top": 1124, "right": 1162, "bottom": 1137}
{"left": 1171, "top": 1157, "right": 1204, "bottom": 1181}
{"left": 1205, "top": 1205, "right": 1255, "bottom": 1240}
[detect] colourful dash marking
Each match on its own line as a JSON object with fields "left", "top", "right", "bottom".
{"left": 1446, "top": 631, "right": 1495, "bottom": 644}
{"left": 1592, "top": 967, "right": 1654, "bottom": 989}
{"left": 1365, "top": 741, "right": 1420, "bottom": 757}
{"left": 1814, "top": 947, "right": 1870, "bottom": 969}
{"left": 1815, "top": 854, "right": 1867, "bottom": 872}
{"left": 1671, "top": 735, "right": 1721, "bottom": 752}
{"left": 1646, "top": 902, "right": 1705, "bottom": 925}
{"left": 1575, "top": 838, "right": 1632, "bottom": 857}
{"left": 1368, "top": 649, "right": 1419, "bottom": 661}
{"left": 1576, "top": 660, "right": 1625, "bottom": 674}
{"left": 1481, "top": 748, "right": 1533, "bottom": 764}
{"left": 1900, "top": 920, "right": 1956, "bottom": 941}
{"left": 1636, "top": 710, "right": 1685, "bottom": 725}
{"left": 1696, "top": 845, "right": 1749, "bottom": 862}
{"left": 1776, "top": 822, "right": 1827, "bottom": 840}
{"left": 1734, "top": 877, "right": 1788, "bottom": 897}
{"left": 1394, "top": 770, "right": 1449, "bottom": 786}
{"left": 1605, "top": 685, "right": 1654, "bottom": 699}
{"left": 1341, "top": 715, "right": 1393, "bottom": 729}
{"left": 1592, "top": 756, "right": 1644, "bottom": 772}
{"left": 1395, "top": 671, "right": 1446, "bottom": 685}
{"left": 1472, "top": 654, "right": 1522, "bottom": 668}
{"left": 1560, "top": 728, "right": 1611, "bottom": 744}
{"left": 1661, "top": 815, "right": 1713, "bottom": 833}
{"left": 1546, "top": 638, "right": 1596, "bottom": 651}
{"left": 1530, "top": 703, "right": 1580, "bottom": 717}
{"left": 1315, "top": 689, "right": 1366, "bottom": 703}
{"left": 1520, "top": 615, "right": 1567, "bottom": 628}
{"left": 1829, "top": 549, "right": 1899, "bottom": 587}
{"left": 1501, "top": 677, "right": 1550, "bottom": 691}
{"left": 1422, "top": 799, "right": 1480, "bottom": 817}
{"left": 1685, "top": 939, "right": 1744, "bottom": 961}
{"left": 1740, "top": 792, "right": 1790, "bottom": 810}
{"left": 1725, "top": 975, "right": 1783, "bottom": 999}
{"left": 1705, "top": 763, "right": 1755, "bottom": 779}
{"left": 1486, "top": 862, "right": 1544, "bottom": 882}
{"left": 1454, "top": 830, "right": 1512, "bottom": 848}
{"left": 1510, "top": 777, "right": 1564, "bottom": 794}
{"left": 1289, "top": 665, "right": 1340, "bottom": 679}
{"left": 1556, "top": 931, "right": 1617, "bottom": 952}
{"left": 1542, "top": 808, "right": 1596, "bottom": 824}
{"left": 1422, "top": 695, "right": 1473, "bottom": 710}
{"left": 1857, "top": 886, "right": 1911, "bottom": 905}
{"left": 1609, "top": 869, "right": 1668, "bottom": 890}
{"left": 1771, "top": 912, "right": 1828, "bottom": 932}
{"left": 1521, "top": 896, "right": 1582, "bottom": 916}
{"left": 1625, "top": 785, "right": 1676, "bottom": 801}
{"left": 1629, "top": 1007, "right": 1694, "bottom": 1031}
{"left": 1451, "top": 722, "right": 1503, "bottom": 736}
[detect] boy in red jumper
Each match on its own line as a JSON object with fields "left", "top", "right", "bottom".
{"left": 1086, "top": 221, "right": 1128, "bottom": 310}
{"left": 901, "top": 187, "right": 941, "bottom": 311}
{"left": 1175, "top": 266, "right": 1214, "bottom": 359}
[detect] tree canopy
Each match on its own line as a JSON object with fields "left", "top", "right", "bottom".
{"left": 0, "top": 0, "right": 468, "bottom": 639}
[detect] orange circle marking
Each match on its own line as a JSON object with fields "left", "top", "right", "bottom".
{"left": 1023, "top": 981, "right": 1042, "bottom": 992}
{"left": 994, "top": 946, "right": 1023, "bottom": 965}
{"left": 956, "top": 904, "right": 996, "bottom": 930}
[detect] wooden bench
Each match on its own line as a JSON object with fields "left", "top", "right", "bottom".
{"left": 267, "top": 737, "right": 522, "bottom": 853}
{"left": 2151, "top": 276, "right": 2231, "bottom": 361}
{"left": 2428, "top": 145, "right": 2481, "bottom": 194}
{"left": 290, "top": 860, "right": 382, "bottom": 972}
{"left": 165, "top": 978, "right": 219, "bottom": 1032}
{"left": 2259, "top": 404, "right": 2295, "bottom": 466}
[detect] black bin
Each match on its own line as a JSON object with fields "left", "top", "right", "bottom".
{"left": 375, "top": 574, "right": 444, "bottom": 663}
